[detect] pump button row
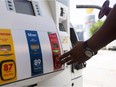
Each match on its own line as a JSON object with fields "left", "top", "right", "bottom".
{"left": 33, "top": 1, "right": 41, "bottom": 16}
{"left": 35, "top": 5, "right": 40, "bottom": 15}
{"left": 6, "top": 0, "right": 15, "bottom": 11}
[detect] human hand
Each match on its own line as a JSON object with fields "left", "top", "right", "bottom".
{"left": 59, "top": 41, "right": 91, "bottom": 65}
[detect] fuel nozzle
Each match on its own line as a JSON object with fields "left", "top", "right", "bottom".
{"left": 99, "top": 0, "right": 112, "bottom": 19}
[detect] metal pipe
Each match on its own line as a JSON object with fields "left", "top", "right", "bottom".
{"left": 76, "top": 5, "right": 102, "bottom": 10}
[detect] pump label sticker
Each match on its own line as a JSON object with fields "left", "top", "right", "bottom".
{"left": 48, "top": 32, "right": 62, "bottom": 70}
{"left": 0, "top": 30, "right": 13, "bottom": 55}
{"left": 25, "top": 30, "right": 43, "bottom": 76}
{"left": 0, "top": 29, "right": 17, "bottom": 85}
{"left": 1, "top": 60, "right": 16, "bottom": 81}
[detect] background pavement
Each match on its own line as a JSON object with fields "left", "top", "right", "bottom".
{"left": 83, "top": 50, "right": 116, "bottom": 87}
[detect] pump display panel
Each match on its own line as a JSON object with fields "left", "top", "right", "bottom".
{"left": 13, "top": 0, "right": 35, "bottom": 15}
{"left": 6, "top": 0, "right": 41, "bottom": 16}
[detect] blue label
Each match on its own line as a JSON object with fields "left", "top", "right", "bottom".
{"left": 25, "top": 30, "right": 43, "bottom": 76}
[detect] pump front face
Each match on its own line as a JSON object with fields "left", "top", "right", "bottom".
{"left": 0, "top": 0, "right": 63, "bottom": 85}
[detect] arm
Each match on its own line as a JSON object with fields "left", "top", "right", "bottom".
{"left": 88, "top": 4, "right": 116, "bottom": 52}
{"left": 59, "top": 4, "right": 116, "bottom": 65}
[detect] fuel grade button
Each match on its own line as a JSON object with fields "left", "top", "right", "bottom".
{"left": 0, "top": 60, "right": 16, "bottom": 81}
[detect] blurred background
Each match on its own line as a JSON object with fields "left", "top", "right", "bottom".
{"left": 70, "top": 0, "right": 116, "bottom": 87}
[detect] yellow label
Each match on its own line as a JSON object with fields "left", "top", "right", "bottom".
{"left": 0, "top": 29, "right": 14, "bottom": 55}
{"left": 1, "top": 60, "right": 16, "bottom": 81}
{"left": 0, "top": 29, "right": 17, "bottom": 85}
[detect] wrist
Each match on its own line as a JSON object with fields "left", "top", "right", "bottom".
{"left": 83, "top": 41, "right": 97, "bottom": 58}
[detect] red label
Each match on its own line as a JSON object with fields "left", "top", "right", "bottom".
{"left": 48, "top": 33, "right": 61, "bottom": 70}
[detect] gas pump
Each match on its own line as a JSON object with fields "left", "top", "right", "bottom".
{"left": 0, "top": 0, "right": 94, "bottom": 86}
{"left": 47, "top": 0, "right": 84, "bottom": 87}
{"left": 0, "top": 0, "right": 64, "bottom": 86}
{"left": 37, "top": 0, "right": 73, "bottom": 87}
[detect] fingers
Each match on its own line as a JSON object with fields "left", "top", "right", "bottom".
{"left": 60, "top": 56, "right": 72, "bottom": 64}
{"left": 59, "top": 48, "right": 90, "bottom": 65}
{"left": 59, "top": 51, "right": 71, "bottom": 61}
{"left": 61, "top": 55, "right": 88, "bottom": 65}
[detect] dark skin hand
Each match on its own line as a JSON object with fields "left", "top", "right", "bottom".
{"left": 59, "top": 41, "right": 90, "bottom": 65}
{"left": 59, "top": 4, "right": 116, "bottom": 65}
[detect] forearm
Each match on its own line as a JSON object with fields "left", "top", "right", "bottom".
{"left": 87, "top": 29, "right": 115, "bottom": 52}
{"left": 87, "top": 4, "right": 116, "bottom": 52}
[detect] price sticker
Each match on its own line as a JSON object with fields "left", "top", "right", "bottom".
{"left": 1, "top": 60, "right": 16, "bottom": 81}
